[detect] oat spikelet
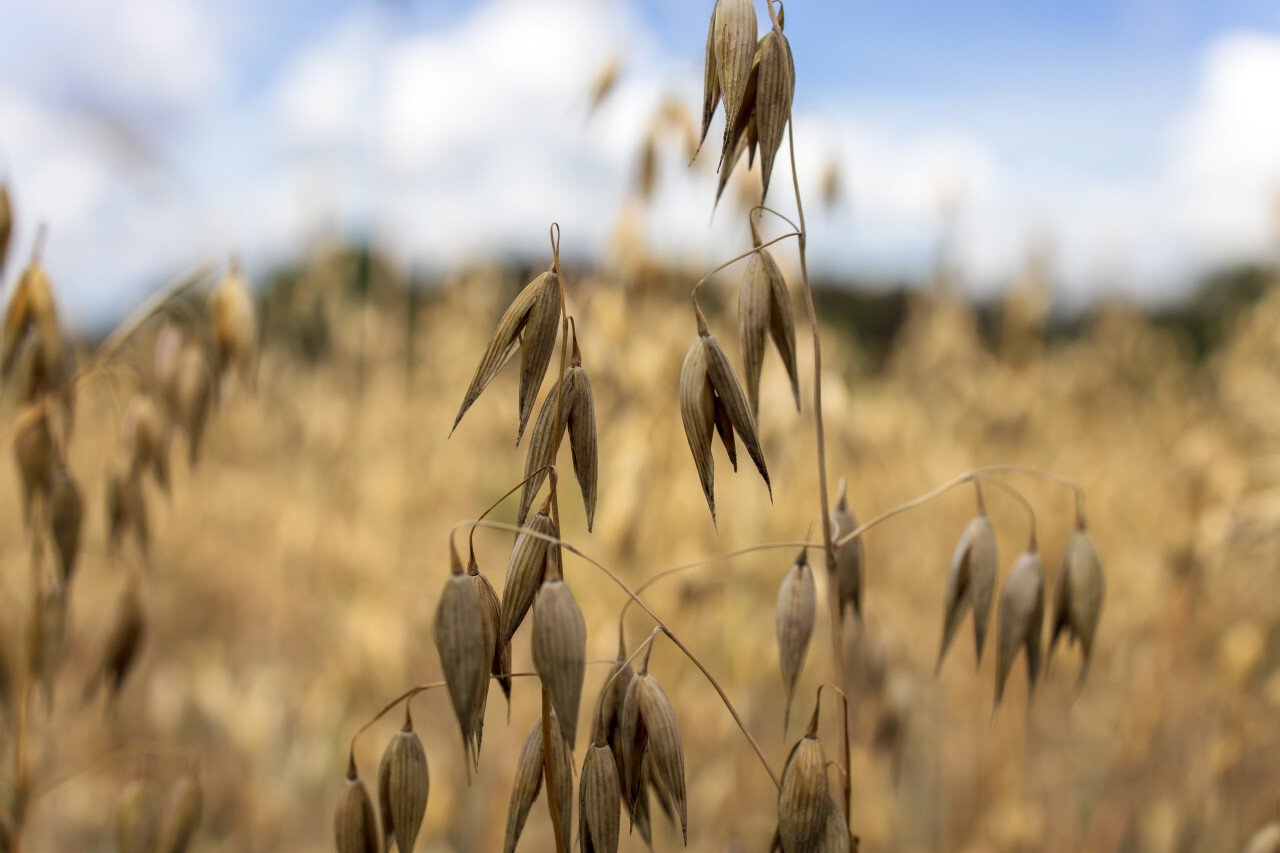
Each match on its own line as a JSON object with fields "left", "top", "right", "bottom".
{"left": 2, "top": 236, "right": 62, "bottom": 383}
{"left": 622, "top": 670, "right": 687, "bottom": 842}
{"left": 712, "top": 0, "right": 758, "bottom": 165}
{"left": 778, "top": 733, "right": 828, "bottom": 853}
{"left": 504, "top": 714, "right": 573, "bottom": 853}
{"left": 0, "top": 183, "right": 10, "bottom": 277}
{"left": 532, "top": 576, "right": 587, "bottom": 749}
{"left": 175, "top": 342, "right": 213, "bottom": 467}
{"left": 84, "top": 576, "right": 144, "bottom": 704}
{"left": 753, "top": 16, "right": 795, "bottom": 199}
{"left": 816, "top": 796, "right": 852, "bottom": 852}
{"left": 776, "top": 549, "right": 816, "bottom": 736}
{"left": 121, "top": 394, "right": 172, "bottom": 494}
{"left": 49, "top": 465, "right": 83, "bottom": 585}
{"left": 106, "top": 453, "right": 149, "bottom": 556}
{"left": 739, "top": 241, "right": 799, "bottom": 416}
{"left": 472, "top": 559, "right": 512, "bottom": 709}
{"left": 830, "top": 479, "right": 865, "bottom": 620}
{"left": 156, "top": 775, "right": 202, "bottom": 853}
{"left": 452, "top": 268, "right": 560, "bottom": 444}
{"left": 696, "top": 10, "right": 721, "bottom": 156}
{"left": 500, "top": 508, "right": 557, "bottom": 645}
{"left": 14, "top": 407, "right": 53, "bottom": 527}
{"left": 994, "top": 550, "right": 1045, "bottom": 710}
{"left": 680, "top": 307, "right": 771, "bottom": 522}
{"left": 153, "top": 322, "right": 184, "bottom": 414}
{"left": 334, "top": 754, "right": 380, "bottom": 853}
{"left": 209, "top": 257, "right": 258, "bottom": 387}
{"left": 937, "top": 511, "right": 998, "bottom": 672}
{"left": 377, "top": 712, "right": 429, "bottom": 853}
{"left": 434, "top": 543, "right": 493, "bottom": 771}
{"left": 518, "top": 330, "right": 598, "bottom": 530}
{"left": 579, "top": 743, "right": 621, "bottom": 853}
{"left": 1049, "top": 525, "right": 1104, "bottom": 689}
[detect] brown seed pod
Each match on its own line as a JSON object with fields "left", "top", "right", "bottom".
{"left": 452, "top": 268, "right": 560, "bottom": 444}
{"left": 532, "top": 576, "right": 587, "bottom": 750}
{"left": 518, "top": 330, "right": 598, "bottom": 530}
{"left": 739, "top": 242, "right": 799, "bottom": 416}
{"left": 106, "top": 454, "right": 149, "bottom": 556}
{"left": 434, "top": 546, "right": 493, "bottom": 770}
{"left": 377, "top": 715, "right": 429, "bottom": 853}
{"left": 209, "top": 259, "right": 258, "bottom": 387}
{"left": 776, "top": 549, "right": 816, "bottom": 735}
{"left": 621, "top": 671, "right": 687, "bottom": 842}
{"left": 504, "top": 713, "right": 573, "bottom": 853}
{"left": 753, "top": 19, "right": 795, "bottom": 200}
{"left": 711, "top": 0, "right": 758, "bottom": 164}
{"left": 2, "top": 243, "right": 62, "bottom": 384}
{"left": 937, "top": 512, "right": 998, "bottom": 672}
{"left": 84, "top": 577, "right": 145, "bottom": 704}
{"left": 816, "top": 796, "right": 852, "bottom": 853}
{"left": 115, "top": 777, "right": 159, "bottom": 853}
{"left": 471, "top": 559, "right": 510, "bottom": 710}
{"left": 334, "top": 755, "right": 380, "bottom": 853}
{"left": 680, "top": 308, "right": 771, "bottom": 523}
{"left": 500, "top": 508, "right": 557, "bottom": 646}
{"left": 1049, "top": 526, "right": 1105, "bottom": 687}
{"left": 830, "top": 479, "right": 865, "bottom": 621}
{"left": 0, "top": 183, "right": 10, "bottom": 277}
{"left": 696, "top": 8, "right": 721, "bottom": 156}
{"left": 579, "top": 743, "right": 620, "bottom": 853}
{"left": 175, "top": 342, "right": 212, "bottom": 468}
{"left": 13, "top": 408, "right": 53, "bottom": 527}
{"left": 994, "top": 550, "right": 1045, "bottom": 709}
{"left": 153, "top": 322, "right": 184, "bottom": 414}
{"left": 30, "top": 578, "right": 65, "bottom": 710}
{"left": 156, "top": 775, "right": 202, "bottom": 853}
{"left": 778, "top": 735, "right": 828, "bottom": 853}
{"left": 121, "top": 394, "right": 172, "bottom": 494}
{"left": 49, "top": 465, "right": 83, "bottom": 585}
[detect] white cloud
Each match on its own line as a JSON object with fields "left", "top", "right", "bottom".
{"left": 3, "top": 1, "right": 1280, "bottom": 329}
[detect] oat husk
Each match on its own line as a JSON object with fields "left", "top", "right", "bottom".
{"left": 2, "top": 247, "right": 62, "bottom": 384}
{"left": 1049, "top": 525, "right": 1105, "bottom": 688}
{"left": 937, "top": 512, "right": 998, "bottom": 672}
{"left": 14, "top": 408, "right": 53, "bottom": 527}
{"left": 335, "top": 755, "right": 380, "bottom": 853}
{"left": 579, "top": 743, "right": 621, "bottom": 853}
{"left": 776, "top": 549, "right": 815, "bottom": 736}
{"left": 434, "top": 545, "right": 493, "bottom": 770}
{"left": 621, "top": 671, "right": 687, "bottom": 842}
{"left": 504, "top": 713, "right": 573, "bottom": 853}
{"left": 378, "top": 715, "right": 429, "bottom": 853}
{"left": 532, "top": 577, "right": 587, "bottom": 750}
{"left": 115, "top": 778, "right": 159, "bottom": 853}
{"left": 500, "top": 508, "right": 557, "bottom": 646}
{"left": 210, "top": 259, "right": 258, "bottom": 387}
{"left": 711, "top": 0, "right": 758, "bottom": 166}
{"left": 680, "top": 307, "right": 771, "bottom": 522}
{"left": 830, "top": 479, "right": 865, "bottom": 620}
{"left": 995, "top": 550, "right": 1045, "bottom": 709}
{"left": 175, "top": 342, "right": 213, "bottom": 467}
{"left": 739, "top": 241, "right": 799, "bottom": 416}
{"left": 49, "top": 464, "right": 83, "bottom": 585}
{"left": 156, "top": 775, "right": 202, "bottom": 853}
{"left": 452, "top": 268, "right": 560, "bottom": 444}
{"left": 778, "top": 734, "right": 828, "bottom": 853}
{"left": 753, "top": 20, "right": 795, "bottom": 199}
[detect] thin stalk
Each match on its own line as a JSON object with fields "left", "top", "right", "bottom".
{"left": 464, "top": 463, "right": 556, "bottom": 562}
{"left": 690, "top": 231, "right": 800, "bottom": 301}
{"left": 544, "top": 222, "right": 569, "bottom": 853}
{"left": 788, "top": 100, "right": 849, "bottom": 826}
{"left": 972, "top": 464, "right": 1087, "bottom": 528}
{"left": 975, "top": 474, "right": 1038, "bottom": 551}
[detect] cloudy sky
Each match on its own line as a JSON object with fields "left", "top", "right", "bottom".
{"left": 2, "top": 0, "right": 1280, "bottom": 328}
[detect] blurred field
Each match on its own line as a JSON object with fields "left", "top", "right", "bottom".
{"left": 6, "top": 243, "right": 1280, "bottom": 852}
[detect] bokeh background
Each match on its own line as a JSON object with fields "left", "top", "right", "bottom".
{"left": 2, "top": 0, "right": 1280, "bottom": 851}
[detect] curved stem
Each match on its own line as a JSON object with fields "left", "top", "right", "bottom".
{"left": 972, "top": 464, "right": 1088, "bottom": 528}
{"left": 465, "top": 464, "right": 557, "bottom": 563}
{"left": 690, "top": 231, "right": 800, "bottom": 300}
{"left": 832, "top": 471, "right": 978, "bottom": 549}
{"left": 975, "top": 474, "right": 1038, "bottom": 551}
{"left": 749, "top": 204, "right": 801, "bottom": 235}
{"left": 350, "top": 682, "right": 447, "bottom": 754}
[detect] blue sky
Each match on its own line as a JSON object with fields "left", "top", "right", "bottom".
{"left": 2, "top": 0, "right": 1280, "bottom": 328}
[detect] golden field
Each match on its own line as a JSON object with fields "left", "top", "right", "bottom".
{"left": 4, "top": 241, "right": 1280, "bottom": 853}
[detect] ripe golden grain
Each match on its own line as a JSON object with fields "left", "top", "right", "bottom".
{"left": 711, "top": 0, "right": 758, "bottom": 165}
{"left": 995, "top": 550, "right": 1045, "bottom": 709}
{"left": 504, "top": 712, "right": 573, "bottom": 853}
{"left": 377, "top": 717, "right": 429, "bottom": 853}
{"left": 434, "top": 546, "right": 493, "bottom": 769}
{"left": 334, "top": 755, "right": 380, "bottom": 853}
{"left": 209, "top": 259, "right": 258, "bottom": 387}
{"left": 937, "top": 512, "right": 998, "bottom": 672}
{"left": 532, "top": 577, "right": 587, "bottom": 749}
{"left": 778, "top": 735, "right": 828, "bottom": 853}
{"left": 776, "top": 549, "right": 816, "bottom": 735}
{"left": 1049, "top": 525, "right": 1105, "bottom": 687}
{"left": 739, "top": 242, "right": 799, "bottom": 416}
{"left": 579, "top": 743, "right": 621, "bottom": 853}
{"left": 621, "top": 671, "right": 687, "bottom": 842}
{"left": 500, "top": 508, "right": 557, "bottom": 646}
